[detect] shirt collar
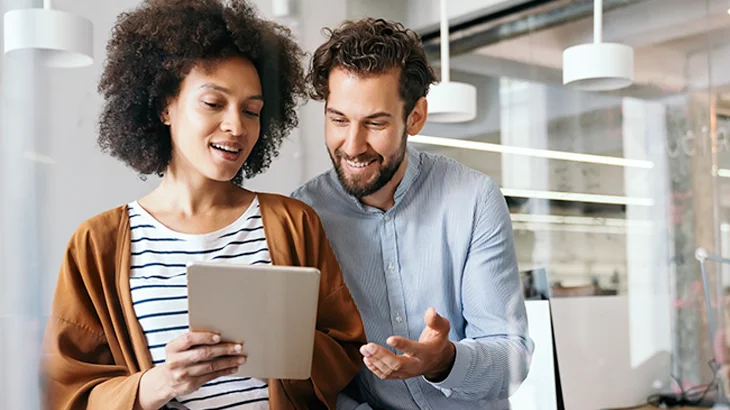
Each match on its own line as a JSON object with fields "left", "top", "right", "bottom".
{"left": 394, "top": 143, "right": 421, "bottom": 204}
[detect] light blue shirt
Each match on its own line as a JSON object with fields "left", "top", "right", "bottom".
{"left": 292, "top": 145, "right": 533, "bottom": 410}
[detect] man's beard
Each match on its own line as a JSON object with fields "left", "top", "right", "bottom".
{"left": 329, "top": 131, "right": 407, "bottom": 198}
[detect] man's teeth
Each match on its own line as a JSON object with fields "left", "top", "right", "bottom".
{"left": 211, "top": 143, "right": 240, "bottom": 153}
{"left": 346, "top": 159, "right": 372, "bottom": 168}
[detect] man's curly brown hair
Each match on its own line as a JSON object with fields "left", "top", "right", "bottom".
{"left": 97, "top": 0, "right": 306, "bottom": 184}
{"left": 307, "top": 18, "right": 436, "bottom": 119}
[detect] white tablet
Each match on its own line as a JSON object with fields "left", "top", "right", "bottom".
{"left": 187, "top": 262, "right": 320, "bottom": 380}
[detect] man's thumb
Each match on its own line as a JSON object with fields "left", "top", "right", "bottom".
{"left": 425, "top": 307, "right": 449, "bottom": 332}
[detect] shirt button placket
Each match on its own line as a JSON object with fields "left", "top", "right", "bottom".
{"left": 381, "top": 213, "right": 407, "bottom": 337}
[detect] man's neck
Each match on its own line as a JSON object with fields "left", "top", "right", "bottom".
{"left": 359, "top": 154, "right": 409, "bottom": 212}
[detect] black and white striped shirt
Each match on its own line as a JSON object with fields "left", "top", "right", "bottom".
{"left": 128, "top": 196, "right": 270, "bottom": 410}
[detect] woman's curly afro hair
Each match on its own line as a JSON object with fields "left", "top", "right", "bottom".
{"left": 98, "top": 0, "right": 306, "bottom": 184}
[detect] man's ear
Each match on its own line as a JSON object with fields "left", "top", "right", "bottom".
{"left": 406, "top": 97, "right": 428, "bottom": 136}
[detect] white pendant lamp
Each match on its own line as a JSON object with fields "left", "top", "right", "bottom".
{"left": 427, "top": 0, "right": 477, "bottom": 123}
{"left": 3, "top": 0, "right": 93, "bottom": 68}
{"left": 563, "top": 0, "right": 633, "bottom": 91}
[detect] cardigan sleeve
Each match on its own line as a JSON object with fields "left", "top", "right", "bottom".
{"left": 41, "top": 228, "right": 145, "bottom": 410}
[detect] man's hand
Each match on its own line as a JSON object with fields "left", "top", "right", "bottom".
{"left": 360, "top": 307, "right": 456, "bottom": 382}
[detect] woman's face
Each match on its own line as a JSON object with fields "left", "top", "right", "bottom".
{"left": 162, "top": 56, "right": 263, "bottom": 183}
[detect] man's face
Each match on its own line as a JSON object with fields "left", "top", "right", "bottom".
{"left": 324, "top": 67, "right": 412, "bottom": 198}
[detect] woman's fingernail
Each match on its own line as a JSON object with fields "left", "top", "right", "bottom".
{"left": 234, "top": 344, "right": 242, "bottom": 353}
{"left": 212, "top": 335, "right": 220, "bottom": 343}
{"left": 238, "top": 357, "right": 246, "bottom": 365}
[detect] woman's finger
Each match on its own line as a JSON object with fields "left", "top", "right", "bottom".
{"left": 170, "top": 342, "right": 243, "bottom": 367}
{"left": 166, "top": 331, "right": 221, "bottom": 353}
{"left": 185, "top": 355, "right": 246, "bottom": 377}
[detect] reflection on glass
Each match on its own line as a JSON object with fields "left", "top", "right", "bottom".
{"left": 415, "top": 0, "right": 730, "bottom": 405}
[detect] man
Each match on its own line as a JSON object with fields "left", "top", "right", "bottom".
{"left": 292, "top": 18, "right": 533, "bottom": 410}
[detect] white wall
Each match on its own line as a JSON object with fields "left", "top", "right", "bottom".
{"left": 0, "top": 0, "right": 391, "bottom": 408}
{"left": 2, "top": 1, "right": 156, "bottom": 407}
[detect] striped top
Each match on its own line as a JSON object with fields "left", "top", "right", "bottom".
{"left": 128, "top": 196, "right": 270, "bottom": 410}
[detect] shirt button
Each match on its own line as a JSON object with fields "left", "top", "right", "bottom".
{"left": 395, "top": 315, "right": 403, "bottom": 323}
{"left": 388, "top": 263, "right": 395, "bottom": 272}
{"left": 384, "top": 215, "right": 392, "bottom": 222}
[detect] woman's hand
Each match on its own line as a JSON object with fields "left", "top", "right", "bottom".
{"left": 136, "top": 331, "right": 246, "bottom": 410}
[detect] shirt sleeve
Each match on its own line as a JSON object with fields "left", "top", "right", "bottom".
{"left": 425, "top": 179, "right": 534, "bottom": 400}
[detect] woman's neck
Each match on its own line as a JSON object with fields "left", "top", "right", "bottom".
{"left": 142, "top": 169, "right": 247, "bottom": 218}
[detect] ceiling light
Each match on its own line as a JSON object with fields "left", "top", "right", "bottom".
{"left": 410, "top": 134, "right": 654, "bottom": 169}
{"left": 510, "top": 213, "right": 652, "bottom": 228}
{"left": 427, "top": 0, "right": 477, "bottom": 123}
{"left": 23, "top": 152, "right": 56, "bottom": 164}
{"left": 511, "top": 221, "right": 631, "bottom": 235}
{"left": 562, "top": 0, "right": 633, "bottom": 91}
{"left": 3, "top": 0, "right": 93, "bottom": 68}
{"left": 501, "top": 188, "right": 654, "bottom": 206}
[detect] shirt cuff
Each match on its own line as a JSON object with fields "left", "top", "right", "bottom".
{"left": 424, "top": 340, "right": 474, "bottom": 394}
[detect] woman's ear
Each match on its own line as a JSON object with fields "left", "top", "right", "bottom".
{"left": 160, "top": 109, "right": 171, "bottom": 125}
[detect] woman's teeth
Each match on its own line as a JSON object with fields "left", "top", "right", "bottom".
{"left": 211, "top": 143, "right": 241, "bottom": 153}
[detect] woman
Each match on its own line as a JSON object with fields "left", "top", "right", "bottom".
{"left": 41, "top": 1, "right": 365, "bottom": 409}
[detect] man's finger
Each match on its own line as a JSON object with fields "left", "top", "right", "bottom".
{"left": 364, "top": 356, "right": 394, "bottom": 379}
{"left": 386, "top": 336, "right": 420, "bottom": 356}
{"left": 363, "top": 359, "right": 384, "bottom": 378}
{"left": 359, "top": 343, "right": 379, "bottom": 358}
{"left": 362, "top": 343, "right": 399, "bottom": 364}
{"left": 364, "top": 357, "right": 413, "bottom": 380}
{"left": 368, "top": 349, "right": 420, "bottom": 376}
{"left": 424, "top": 307, "right": 450, "bottom": 334}
{"left": 360, "top": 342, "right": 401, "bottom": 359}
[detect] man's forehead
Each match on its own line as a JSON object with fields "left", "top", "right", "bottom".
{"left": 326, "top": 71, "right": 403, "bottom": 115}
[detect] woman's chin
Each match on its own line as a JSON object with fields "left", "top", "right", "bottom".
{"left": 205, "top": 169, "right": 241, "bottom": 184}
